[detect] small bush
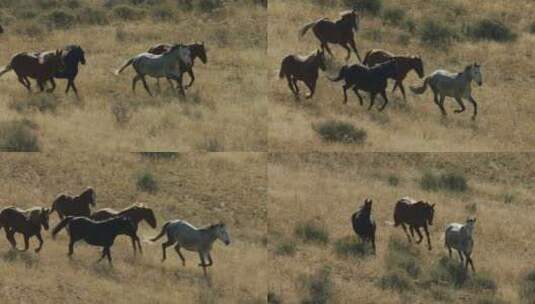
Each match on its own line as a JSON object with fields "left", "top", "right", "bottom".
{"left": 382, "top": 7, "right": 405, "bottom": 26}
{"left": 150, "top": 5, "right": 176, "bottom": 21}
{"left": 467, "top": 18, "right": 516, "bottom": 42}
{"left": 467, "top": 272, "right": 497, "bottom": 292}
{"left": 428, "top": 256, "right": 468, "bottom": 288}
{"left": 386, "top": 237, "right": 420, "bottom": 278}
{"left": 111, "top": 100, "right": 132, "bottom": 125}
{"left": 275, "top": 240, "right": 297, "bottom": 256}
{"left": 343, "top": 0, "right": 383, "bottom": 16}
{"left": 267, "top": 291, "right": 282, "bottom": 304}
{"left": 404, "top": 18, "right": 416, "bottom": 33}
{"left": 197, "top": 0, "right": 224, "bottom": 13}
{"left": 77, "top": 7, "right": 109, "bottom": 25}
{"left": 43, "top": 9, "right": 75, "bottom": 29}
{"left": 520, "top": 270, "right": 535, "bottom": 304}
{"left": 334, "top": 236, "right": 372, "bottom": 258}
{"left": 420, "top": 171, "right": 468, "bottom": 192}
{"left": 0, "top": 119, "right": 40, "bottom": 152}
{"left": 9, "top": 94, "right": 61, "bottom": 113}
{"left": 295, "top": 220, "right": 329, "bottom": 245}
{"left": 299, "top": 266, "right": 333, "bottom": 304}
{"left": 379, "top": 271, "right": 413, "bottom": 292}
{"left": 529, "top": 22, "right": 535, "bottom": 34}
{"left": 398, "top": 33, "right": 411, "bottom": 46}
{"left": 313, "top": 120, "right": 367, "bottom": 144}
{"left": 503, "top": 191, "right": 516, "bottom": 204}
{"left": 420, "top": 19, "right": 457, "bottom": 47}
{"left": 388, "top": 175, "right": 399, "bottom": 186}
{"left": 136, "top": 170, "right": 158, "bottom": 193}
{"left": 112, "top": 5, "right": 146, "bottom": 20}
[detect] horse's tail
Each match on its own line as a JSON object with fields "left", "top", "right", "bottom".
{"left": 279, "top": 60, "right": 286, "bottom": 79}
{"left": 115, "top": 58, "right": 134, "bottom": 75}
{"left": 410, "top": 76, "right": 429, "bottom": 95}
{"left": 299, "top": 18, "right": 324, "bottom": 38}
{"left": 149, "top": 221, "right": 169, "bottom": 242}
{"left": 362, "top": 50, "right": 374, "bottom": 66}
{"left": 52, "top": 216, "right": 73, "bottom": 239}
{"left": 327, "top": 66, "right": 347, "bottom": 82}
{"left": 0, "top": 63, "right": 12, "bottom": 78}
{"left": 351, "top": 212, "right": 358, "bottom": 233}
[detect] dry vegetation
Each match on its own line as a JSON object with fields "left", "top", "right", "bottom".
{"left": 0, "top": 152, "right": 267, "bottom": 303}
{"left": 0, "top": 0, "right": 267, "bottom": 152}
{"left": 268, "top": 0, "right": 535, "bottom": 152}
{"left": 268, "top": 153, "right": 535, "bottom": 303}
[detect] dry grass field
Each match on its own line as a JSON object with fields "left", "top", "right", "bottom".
{"left": 0, "top": 0, "right": 267, "bottom": 152}
{"left": 268, "top": 153, "right": 535, "bottom": 303}
{"left": 0, "top": 152, "right": 267, "bottom": 303}
{"left": 269, "top": 0, "right": 535, "bottom": 152}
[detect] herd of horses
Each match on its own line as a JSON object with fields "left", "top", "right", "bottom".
{"left": 0, "top": 187, "right": 230, "bottom": 272}
{"left": 352, "top": 197, "right": 477, "bottom": 272}
{"left": 0, "top": 41, "right": 207, "bottom": 99}
{"left": 280, "top": 9, "right": 483, "bottom": 120}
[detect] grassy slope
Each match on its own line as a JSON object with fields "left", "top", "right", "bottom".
{"left": 0, "top": 1, "right": 267, "bottom": 152}
{"left": 0, "top": 152, "right": 267, "bottom": 303}
{"left": 268, "top": 153, "right": 535, "bottom": 303}
{"left": 268, "top": 0, "right": 535, "bottom": 152}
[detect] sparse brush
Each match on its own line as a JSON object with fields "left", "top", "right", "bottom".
{"left": 313, "top": 120, "right": 367, "bottom": 144}
{"left": 299, "top": 266, "right": 333, "bottom": 304}
{"left": 295, "top": 220, "right": 329, "bottom": 245}
{"left": 0, "top": 119, "right": 40, "bottom": 152}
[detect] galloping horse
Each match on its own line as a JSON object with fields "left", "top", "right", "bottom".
{"left": 393, "top": 197, "right": 435, "bottom": 250}
{"left": 52, "top": 216, "right": 137, "bottom": 264}
{"left": 51, "top": 187, "right": 96, "bottom": 220}
{"left": 329, "top": 60, "right": 398, "bottom": 110}
{"left": 0, "top": 207, "right": 50, "bottom": 252}
{"left": 115, "top": 44, "right": 192, "bottom": 96}
{"left": 410, "top": 63, "right": 483, "bottom": 119}
{"left": 91, "top": 203, "right": 157, "bottom": 255}
{"left": 299, "top": 9, "right": 361, "bottom": 61}
{"left": 351, "top": 198, "right": 376, "bottom": 254}
{"left": 41, "top": 45, "right": 86, "bottom": 98}
{"left": 445, "top": 217, "right": 477, "bottom": 272}
{"left": 279, "top": 49, "right": 326, "bottom": 99}
{"left": 151, "top": 220, "right": 230, "bottom": 274}
{"left": 0, "top": 50, "right": 64, "bottom": 92}
{"left": 363, "top": 49, "right": 424, "bottom": 101}
{"left": 147, "top": 42, "right": 207, "bottom": 89}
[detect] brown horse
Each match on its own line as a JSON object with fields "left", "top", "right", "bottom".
{"left": 299, "top": 9, "right": 361, "bottom": 61}
{"left": 90, "top": 204, "right": 157, "bottom": 255}
{"left": 147, "top": 42, "right": 207, "bottom": 89}
{"left": 0, "top": 50, "right": 64, "bottom": 92}
{"left": 51, "top": 187, "right": 96, "bottom": 220}
{"left": 0, "top": 207, "right": 50, "bottom": 253}
{"left": 279, "top": 49, "right": 326, "bottom": 99}
{"left": 393, "top": 197, "right": 435, "bottom": 250}
{"left": 363, "top": 49, "right": 424, "bottom": 100}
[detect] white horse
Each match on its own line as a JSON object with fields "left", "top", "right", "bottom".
{"left": 115, "top": 44, "right": 192, "bottom": 96}
{"left": 411, "top": 63, "right": 482, "bottom": 120}
{"left": 445, "top": 217, "right": 476, "bottom": 272}
{"left": 150, "top": 220, "right": 230, "bottom": 272}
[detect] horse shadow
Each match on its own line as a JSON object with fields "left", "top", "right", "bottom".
{"left": 1, "top": 249, "right": 40, "bottom": 268}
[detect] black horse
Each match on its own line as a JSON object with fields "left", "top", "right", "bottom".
{"left": 52, "top": 216, "right": 137, "bottom": 264}
{"left": 393, "top": 197, "right": 435, "bottom": 250}
{"left": 329, "top": 60, "right": 398, "bottom": 111}
{"left": 351, "top": 199, "right": 376, "bottom": 254}
{"left": 43, "top": 45, "right": 86, "bottom": 98}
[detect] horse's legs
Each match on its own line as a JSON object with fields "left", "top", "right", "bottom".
{"left": 341, "top": 43, "right": 351, "bottom": 61}
{"left": 47, "top": 78, "right": 56, "bottom": 93}
{"left": 106, "top": 247, "right": 112, "bottom": 265}
{"left": 21, "top": 234, "right": 29, "bottom": 251}
{"left": 305, "top": 79, "right": 316, "bottom": 99}
{"left": 69, "top": 80, "right": 80, "bottom": 99}
{"left": 6, "top": 229, "right": 17, "bottom": 249}
{"left": 185, "top": 69, "right": 195, "bottom": 88}
{"left": 98, "top": 248, "right": 107, "bottom": 262}
{"left": 140, "top": 76, "right": 153, "bottom": 96}
{"left": 466, "top": 254, "right": 475, "bottom": 272}
{"left": 371, "top": 232, "right": 376, "bottom": 255}
{"left": 398, "top": 81, "right": 407, "bottom": 101}
{"left": 414, "top": 227, "right": 424, "bottom": 244}
{"left": 132, "top": 74, "right": 141, "bottom": 93}
{"left": 174, "top": 244, "right": 186, "bottom": 266}
{"left": 400, "top": 223, "right": 412, "bottom": 243}
{"left": 468, "top": 96, "right": 478, "bottom": 120}
{"left": 16, "top": 75, "right": 31, "bottom": 91}
{"left": 342, "top": 84, "right": 350, "bottom": 104}
{"left": 161, "top": 239, "right": 175, "bottom": 261}
{"left": 198, "top": 251, "right": 208, "bottom": 267}
{"left": 136, "top": 236, "right": 143, "bottom": 255}
{"left": 368, "top": 93, "right": 377, "bottom": 110}
{"left": 206, "top": 252, "right": 213, "bottom": 267}
{"left": 131, "top": 236, "right": 138, "bottom": 256}
{"left": 35, "top": 232, "right": 44, "bottom": 253}
{"left": 353, "top": 88, "right": 364, "bottom": 106}
{"left": 453, "top": 96, "right": 466, "bottom": 113}
{"left": 292, "top": 78, "right": 300, "bottom": 94}
{"left": 286, "top": 76, "right": 297, "bottom": 96}
{"left": 348, "top": 38, "right": 362, "bottom": 62}
{"left": 379, "top": 90, "right": 389, "bottom": 111}
{"left": 435, "top": 94, "right": 447, "bottom": 116}
{"left": 447, "top": 246, "right": 452, "bottom": 258}
{"left": 322, "top": 42, "right": 334, "bottom": 58}
{"left": 37, "top": 80, "right": 45, "bottom": 92}
{"left": 423, "top": 225, "right": 432, "bottom": 250}
{"left": 68, "top": 239, "right": 75, "bottom": 256}
{"left": 457, "top": 249, "right": 464, "bottom": 263}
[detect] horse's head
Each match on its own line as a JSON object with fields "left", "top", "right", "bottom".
{"left": 192, "top": 42, "right": 207, "bottom": 64}
{"left": 468, "top": 63, "right": 482, "bottom": 86}
{"left": 412, "top": 56, "right": 424, "bottom": 78}
{"left": 212, "top": 222, "right": 230, "bottom": 246}
{"left": 426, "top": 203, "right": 435, "bottom": 225}
{"left": 141, "top": 206, "right": 157, "bottom": 228}
{"left": 70, "top": 45, "right": 86, "bottom": 65}
{"left": 81, "top": 187, "right": 96, "bottom": 207}
{"left": 341, "top": 10, "right": 360, "bottom": 32}
{"left": 362, "top": 198, "right": 373, "bottom": 212}
{"left": 29, "top": 207, "right": 51, "bottom": 230}
{"left": 316, "top": 49, "right": 327, "bottom": 71}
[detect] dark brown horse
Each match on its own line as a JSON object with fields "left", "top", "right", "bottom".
{"left": 351, "top": 198, "right": 376, "bottom": 254}
{"left": 90, "top": 204, "right": 157, "bottom": 255}
{"left": 147, "top": 42, "right": 207, "bottom": 89}
{"left": 0, "top": 50, "right": 64, "bottom": 92}
{"left": 279, "top": 49, "right": 326, "bottom": 99}
{"left": 393, "top": 197, "right": 435, "bottom": 250}
{"left": 0, "top": 207, "right": 50, "bottom": 253}
{"left": 329, "top": 60, "right": 398, "bottom": 110}
{"left": 51, "top": 187, "right": 96, "bottom": 220}
{"left": 299, "top": 9, "right": 361, "bottom": 61}
{"left": 40, "top": 45, "right": 86, "bottom": 98}
{"left": 363, "top": 49, "right": 424, "bottom": 101}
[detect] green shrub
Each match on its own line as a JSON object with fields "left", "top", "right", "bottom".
{"left": 520, "top": 270, "right": 535, "bottom": 304}
{"left": 150, "top": 5, "right": 176, "bottom": 21}
{"left": 295, "top": 220, "right": 329, "bottom": 245}
{"left": 382, "top": 7, "right": 405, "bottom": 26}
{"left": 467, "top": 18, "right": 516, "bottom": 42}
{"left": 388, "top": 175, "right": 399, "bottom": 186}
{"left": 9, "top": 94, "right": 61, "bottom": 113}
{"left": 43, "top": 9, "right": 75, "bottom": 29}
{"left": 386, "top": 237, "right": 420, "bottom": 278}
{"left": 404, "top": 18, "right": 416, "bottom": 33}
{"left": 267, "top": 291, "right": 282, "bottom": 304}
{"left": 420, "top": 19, "right": 457, "bottom": 47}
{"left": 197, "top": 0, "right": 224, "bottom": 13}
{"left": 343, "top": 0, "right": 383, "bottom": 16}
{"left": 14, "top": 8, "right": 38, "bottom": 19}
{"left": 299, "top": 266, "right": 333, "bottom": 304}
{"left": 77, "top": 7, "right": 109, "bottom": 25}
{"left": 467, "top": 272, "right": 497, "bottom": 292}
{"left": 529, "top": 22, "right": 535, "bottom": 34}
{"left": 420, "top": 171, "right": 468, "bottom": 192}
{"left": 136, "top": 170, "right": 158, "bottom": 193}
{"left": 428, "top": 256, "right": 468, "bottom": 288}
{"left": 0, "top": 119, "right": 40, "bottom": 152}
{"left": 112, "top": 5, "right": 146, "bottom": 20}
{"left": 379, "top": 271, "right": 413, "bottom": 292}
{"left": 275, "top": 240, "right": 297, "bottom": 256}
{"left": 334, "top": 236, "right": 373, "bottom": 258}
{"left": 313, "top": 120, "right": 367, "bottom": 144}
